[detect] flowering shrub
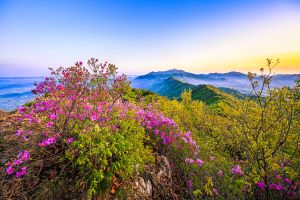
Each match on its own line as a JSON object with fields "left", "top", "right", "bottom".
{"left": 4, "top": 59, "right": 207, "bottom": 198}
{"left": 143, "top": 78, "right": 300, "bottom": 199}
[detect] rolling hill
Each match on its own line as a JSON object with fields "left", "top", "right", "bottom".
{"left": 149, "top": 77, "right": 196, "bottom": 99}
{"left": 136, "top": 76, "right": 239, "bottom": 105}
{"left": 191, "top": 84, "right": 238, "bottom": 105}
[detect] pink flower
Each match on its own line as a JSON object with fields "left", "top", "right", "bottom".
{"left": 269, "top": 183, "right": 284, "bottom": 191}
{"left": 275, "top": 184, "right": 284, "bottom": 191}
{"left": 90, "top": 114, "right": 97, "bottom": 121}
{"left": 49, "top": 114, "right": 57, "bottom": 120}
{"left": 257, "top": 181, "right": 266, "bottom": 190}
{"left": 275, "top": 174, "right": 282, "bottom": 180}
{"left": 46, "top": 121, "right": 54, "bottom": 128}
{"left": 67, "top": 138, "right": 74, "bottom": 143}
{"left": 38, "top": 137, "right": 57, "bottom": 147}
{"left": 210, "top": 156, "right": 215, "bottom": 161}
{"left": 6, "top": 166, "right": 14, "bottom": 175}
{"left": 13, "top": 159, "right": 22, "bottom": 166}
{"left": 185, "top": 158, "right": 195, "bottom": 164}
{"left": 19, "top": 150, "right": 30, "bottom": 161}
{"left": 153, "top": 129, "right": 159, "bottom": 135}
{"left": 218, "top": 170, "right": 223, "bottom": 177}
{"left": 182, "top": 137, "right": 188, "bottom": 143}
{"left": 15, "top": 166, "right": 27, "bottom": 178}
{"left": 85, "top": 104, "right": 92, "bottom": 110}
{"left": 17, "top": 106, "right": 25, "bottom": 113}
{"left": 195, "top": 159, "right": 204, "bottom": 166}
{"left": 285, "top": 178, "right": 292, "bottom": 184}
{"left": 231, "top": 165, "right": 243, "bottom": 175}
{"left": 16, "top": 129, "right": 23, "bottom": 136}
{"left": 212, "top": 188, "right": 219, "bottom": 196}
{"left": 187, "top": 179, "right": 193, "bottom": 188}
{"left": 56, "top": 84, "right": 64, "bottom": 90}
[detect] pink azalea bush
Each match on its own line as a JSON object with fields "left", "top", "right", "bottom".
{"left": 4, "top": 59, "right": 208, "bottom": 198}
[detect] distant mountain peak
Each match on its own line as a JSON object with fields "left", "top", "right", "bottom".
{"left": 207, "top": 71, "right": 246, "bottom": 78}
{"left": 164, "top": 69, "right": 186, "bottom": 73}
{"left": 148, "top": 69, "right": 187, "bottom": 74}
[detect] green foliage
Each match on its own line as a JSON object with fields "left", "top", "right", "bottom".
{"left": 65, "top": 117, "right": 154, "bottom": 197}
{"left": 191, "top": 84, "right": 238, "bottom": 105}
{"left": 141, "top": 60, "right": 300, "bottom": 199}
{"left": 150, "top": 77, "right": 196, "bottom": 99}
{"left": 218, "top": 87, "right": 249, "bottom": 100}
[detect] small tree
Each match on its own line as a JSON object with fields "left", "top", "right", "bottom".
{"left": 220, "top": 59, "right": 300, "bottom": 199}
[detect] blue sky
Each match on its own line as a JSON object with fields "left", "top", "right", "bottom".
{"left": 0, "top": 0, "right": 300, "bottom": 76}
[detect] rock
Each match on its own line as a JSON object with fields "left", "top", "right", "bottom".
{"left": 135, "top": 177, "right": 152, "bottom": 197}
{"left": 157, "top": 155, "right": 171, "bottom": 179}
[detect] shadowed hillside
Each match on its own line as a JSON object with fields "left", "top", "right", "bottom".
{"left": 191, "top": 84, "right": 238, "bottom": 105}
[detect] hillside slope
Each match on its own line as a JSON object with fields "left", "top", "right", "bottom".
{"left": 149, "top": 77, "right": 196, "bottom": 99}
{"left": 191, "top": 84, "right": 238, "bottom": 105}
{"left": 146, "top": 77, "right": 239, "bottom": 105}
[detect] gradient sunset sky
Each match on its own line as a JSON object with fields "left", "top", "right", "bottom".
{"left": 0, "top": 0, "right": 300, "bottom": 76}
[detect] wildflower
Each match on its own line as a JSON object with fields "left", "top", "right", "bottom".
{"left": 91, "top": 114, "right": 97, "bottom": 121}
{"left": 6, "top": 166, "right": 14, "bottom": 175}
{"left": 38, "top": 137, "right": 56, "bottom": 147}
{"left": 165, "top": 136, "right": 172, "bottom": 143}
{"left": 210, "top": 156, "right": 215, "bottom": 161}
{"left": 269, "top": 183, "right": 284, "bottom": 191}
{"left": 85, "top": 104, "right": 92, "bottom": 110}
{"left": 231, "top": 165, "right": 243, "bottom": 175}
{"left": 275, "top": 184, "right": 284, "bottom": 191}
{"left": 49, "top": 114, "right": 57, "bottom": 120}
{"left": 13, "top": 159, "right": 22, "bottom": 165}
{"left": 212, "top": 188, "right": 219, "bottom": 196}
{"left": 19, "top": 150, "right": 30, "bottom": 161}
{"left": 17, "top": 106, "right": 25, "bottom": 113}
{"left": 269, "top": 183, "right": 277, "bottom": 189}
{"left": 187, "top": 179, "right": 193, "bottom": 188}
{"left": 185, "top": 158, "right": 195, "bottom": 164}
{"left": 46, "top": 121, "right": 54, "bottom": 128}
{"left": 153, "top": 129, "right": 159, "bottom": 135}
{"left": 285, "top": 178, "right": 292, "bottom": 184}
{"left": 275, "top": 174, "right": 282, "bottom": 180}
{"left": 257, "top": 181, "right": 266, "bottom": 190}
{"left": 67, "top": 138, "right": 74, "bottom": 143}
{"left": 16, "top": 129, "right": 23, "bottom": 136}
{"left": 15, "top": 166, "right": 27, "bottom": 178}
{"left": 195, "top": 159, "right": 204, "bottom": 166}
{"left": 56, "top": 84, "right": 64, "bottom": 90}
{"left": 218, "top": 170, "right": 223, "bottom": 177}
{"left": 182, "top": 137, "right": 188, "bottom": 143}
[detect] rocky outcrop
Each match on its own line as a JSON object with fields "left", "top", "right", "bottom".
{"left": 127, "top": 155, "right": 183, "bottom": 200}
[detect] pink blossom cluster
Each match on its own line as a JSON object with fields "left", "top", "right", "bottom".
{"left": 38, "top": 137, "right": 57, "bottom": 147}
{"left": 231, "top": 165, "right": 243, "bottom": 175}
{"left": 6, "top": 150, "right": 30, "bottom": 177}
{"left": 136, "top": 109, "right": 179, "bottom": 144}
{"left": 184, "top": 158, "right": 205, "bottom": 167}
{"left": 256, "top": 175, "right": 300, "bottom": 198}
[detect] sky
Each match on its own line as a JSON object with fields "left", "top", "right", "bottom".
{"left": 0, "top": 0, "right": 300, "bottom": 76}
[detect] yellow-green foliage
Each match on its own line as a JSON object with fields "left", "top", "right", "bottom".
{"left": 65, "top": 115, "right": 154, "bottom": 197}
{"left": 137, "top": 66, "right": 300, "bottom": 199}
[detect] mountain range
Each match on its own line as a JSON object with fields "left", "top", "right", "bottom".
{"left": 130, "top": 69, "right": 300, "bottom": 104}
